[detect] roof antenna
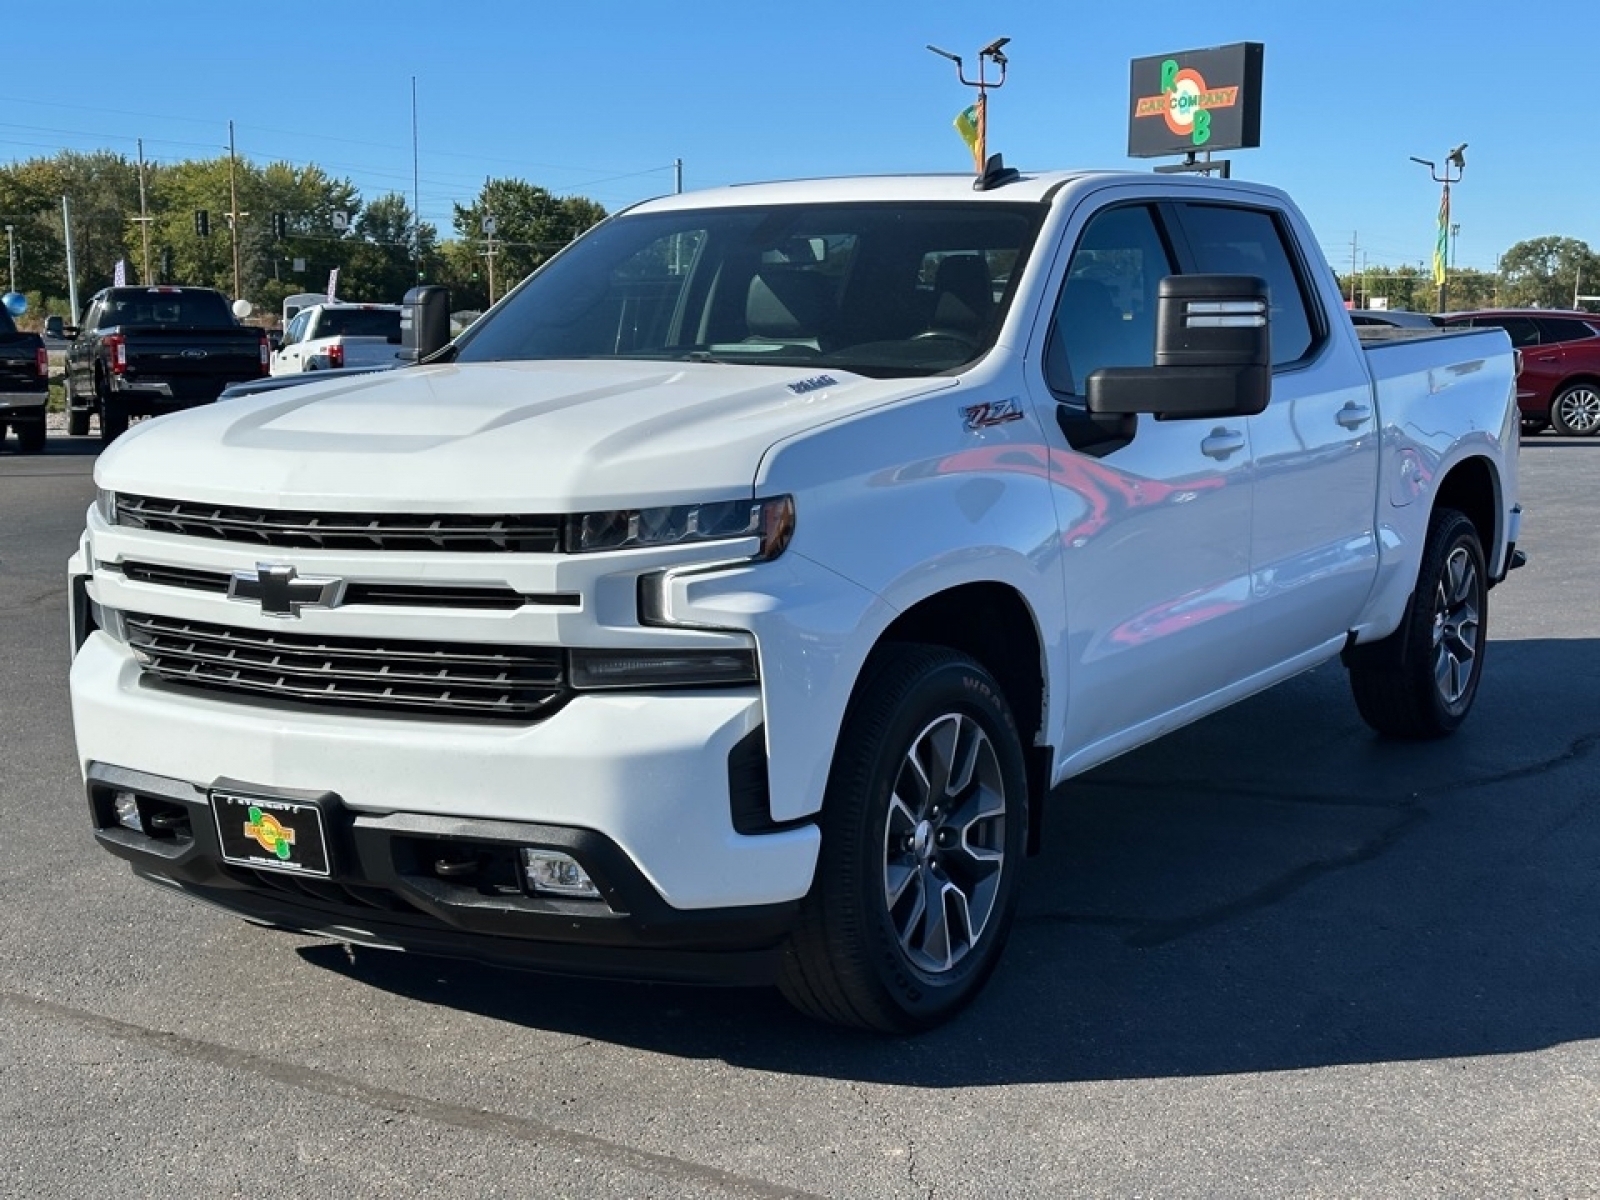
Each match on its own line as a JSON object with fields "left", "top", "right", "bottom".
{"left": 927, "top": 37, "right": 1013, "bottom": 186}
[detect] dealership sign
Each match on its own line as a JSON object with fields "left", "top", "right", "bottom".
{"left": 1127, "top": 42, "right": 1263, "bottom": 158}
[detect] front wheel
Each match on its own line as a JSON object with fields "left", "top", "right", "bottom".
{"left": 1550, "top": 382, "right": 1600, "bottom": 436}
{"left": 1347, "top": 507, "right": 1487, "bottom": 739}
{"left": 778, "top": 645, "right": 1028, "bottom": 1032}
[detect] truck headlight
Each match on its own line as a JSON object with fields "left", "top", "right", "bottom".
{"left": 95, "top": 488, "right": 119, "bottom": 525}
{"left": 568, "top": 495, "right": 795, "bottom": 560}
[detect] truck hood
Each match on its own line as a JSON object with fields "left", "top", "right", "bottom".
{"left": 98, "top": 360, "right": 954, "bottom": 510}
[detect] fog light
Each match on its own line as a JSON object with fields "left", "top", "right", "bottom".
{"left": 112, "top": 790, "right": 143, "bottom": 833}
{"left": 520, "top": 849, "right": 600, "bottom": 899}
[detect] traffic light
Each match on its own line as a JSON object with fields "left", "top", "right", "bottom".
{"left": 160, "top": 246, "right": 173, "bottom": 279}
{"left": 272, "top": 212, "right": 287, "bottom": 240}
{"left": 194, "top": 209, "right": 210, "bottom": 237}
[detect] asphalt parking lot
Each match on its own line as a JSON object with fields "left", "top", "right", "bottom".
{"left": 2, "top": 428, "right": 1596, "bottom": 1198}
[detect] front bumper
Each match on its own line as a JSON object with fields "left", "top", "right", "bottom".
{"left": 70, "top": 630, "right": 820, "bottom": 914}
{"left": 86, "top": 762, "right": 800, "bottom": 985}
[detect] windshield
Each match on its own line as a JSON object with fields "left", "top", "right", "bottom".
{"left": 455, "top": 201, "right": 1045, "bottom": 378}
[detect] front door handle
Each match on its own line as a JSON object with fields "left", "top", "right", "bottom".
{"left": 1534, "top": 354, "right": 1558, "bottom": 363}
{"left": 1336, "top": 402, "right": 1372, "bottom": 430}
{"left": 1201, "top": 428, "right": 1246, "bottom": 460}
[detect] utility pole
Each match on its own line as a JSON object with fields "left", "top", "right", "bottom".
{"left": 4, "top": 223, "right": 14, "bottom": 293}
{"left": 1349, "top": 232, "right": 1359, "bottom": 305}
{"left": 674, "top": 158, "right": 683, "bottom": 194}
{"left": 482, "top": 206, "right": 498, "bottom": 306}
{"left": 227, "top": 120, "right": 244, "bottom": 301}
{"left": 412, "top": 76, "right": 423, "bottom": 283}
{"left": 134, "top": 138, "right": 154, "bottom": 282}
{"left": 62, "top": 195, "right": 80, "bottom": 319}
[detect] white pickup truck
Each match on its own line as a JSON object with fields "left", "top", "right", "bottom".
{"left": 269, "top": 302, "right": 402, "bottom": 375}
{"left": 69, "top": 168, "right": 1522, "bottom": 1031}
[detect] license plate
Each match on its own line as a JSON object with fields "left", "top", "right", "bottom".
{"left": 211, "top": 790, "right": 332, "bottom": 877}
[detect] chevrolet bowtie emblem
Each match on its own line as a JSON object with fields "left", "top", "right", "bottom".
{"left": 227, "top": 564, "right": 345, "bottom": 617}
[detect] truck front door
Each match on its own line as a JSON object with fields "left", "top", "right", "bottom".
{"left": 1032, "top": 199, "right": 1258, "bottom": 762}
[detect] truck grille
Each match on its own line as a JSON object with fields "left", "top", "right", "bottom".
{"left": 115, "top": 494, "right": 565, "bottom": 553}
{"left": 126, "top": 613, "right": 568, "bottom": 721}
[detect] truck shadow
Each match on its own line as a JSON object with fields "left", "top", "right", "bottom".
{"left": 301, "top": 636, "right": 1600, "bottom": 1086}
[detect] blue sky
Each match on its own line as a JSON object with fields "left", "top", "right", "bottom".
{"left": 6, "top": 2, "right": 1595, "bottom": 277}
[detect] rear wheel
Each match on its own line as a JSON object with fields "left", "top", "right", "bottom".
{"left": 96, "top": 375, "right": 127, "bottom": 446}
{"left": 15, "top": 420, "right": 45, "bottom": 454}
{"left": 778, "top": 645, "right": 1028, "bottom": 1032}
{"left": 1551, "top": 382, "right": 1600, "bottom": 436}
{"left": 1347, "top": 507, "right": 1487, "bottom": 739}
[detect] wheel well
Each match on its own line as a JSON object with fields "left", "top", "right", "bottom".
{"left": 877, "top": 582, "right": 1050, "bottom": 852}
{"left": 1433, "top": 454, "right": 1497, "bottom": 556}
{"left": 1554, "top": 374, "right": 1600, "bottom": 403}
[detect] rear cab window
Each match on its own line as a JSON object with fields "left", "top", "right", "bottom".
{"left": 1171, "top": 203, "right": 1320, "bottom": 367}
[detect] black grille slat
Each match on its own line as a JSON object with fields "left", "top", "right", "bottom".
{"left": 126, "top": 614, "right": 567, "bottom": 721}
{"left": 121, "top": 562, "right": 230, "bottom": 593}
{"left": 117, "top": 560, "right": 544, "bottom": 610}
{"left": 117, "top": 494, "right": 565, "bottom": 554}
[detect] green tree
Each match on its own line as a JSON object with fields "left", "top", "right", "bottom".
{"left": 1497, "top": 236, "right": 1600, "bottom": 310}
{"left": 345, "top": 192, "right": 438, "bottom": 302}
{"left": 450, "top": 178, "right": 606, "bottom": 307}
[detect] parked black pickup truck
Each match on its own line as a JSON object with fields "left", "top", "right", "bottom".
{"left": 63, "top": 286, "right": 269, "bottom": 444}
{"left": 0, "top": 307, "right": 50, "bottom": 454}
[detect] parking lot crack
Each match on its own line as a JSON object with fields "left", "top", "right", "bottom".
{"left": 0, "top": 988, "right": 826, "bottom": 1200}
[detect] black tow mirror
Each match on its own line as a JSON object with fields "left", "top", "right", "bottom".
{"left": 1086, "top": 274, "right": 1272, "bottom": 420}
{"left": 400, "top": 285, "right": 451, "bottom": 362}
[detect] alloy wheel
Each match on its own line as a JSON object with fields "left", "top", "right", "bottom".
{"left": 882, "top": 712, "right": 1007, "bottom": 975}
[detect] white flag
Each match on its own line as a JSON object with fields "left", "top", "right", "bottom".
{"left": 113, "top": 259, "right": 127, "bottom": 286}
{"left": 326, "top": 268, "right": 339, "bottom": 304}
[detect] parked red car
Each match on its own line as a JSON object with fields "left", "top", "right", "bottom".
{"left": 1436, "top": 309, "right": 1600, "bottom": 436}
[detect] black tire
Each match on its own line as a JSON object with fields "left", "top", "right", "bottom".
{"left": 1348, "top": 507, "right": 1487, "bottom": 739}
{"left": 96, "top": 375, "right": 128, "bottom": 446}
{"left": 15, "top": 420, "right": 45, "bottom": 454}
{"left": 1550, "top": 382, "right": 1600, "bottom": 437}
{"left": 778, "top": 644, "right": 1028, "bottom": 1032}
{"left": 0, "top": 421, "right": 7, "bottom": 448}
{"left": 67, "top": 404, "right": 90, "bottom": 436}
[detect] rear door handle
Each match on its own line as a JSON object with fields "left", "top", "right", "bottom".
{"left": 1336, "top": 402, "right": 1372, "bottom": 430}
{"left": 1201, "top": 428, "right": 1246, "bottom": 460}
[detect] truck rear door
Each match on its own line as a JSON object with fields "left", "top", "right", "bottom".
{"left": 1169, "top": 198, "right": 1381, "bottom": 667}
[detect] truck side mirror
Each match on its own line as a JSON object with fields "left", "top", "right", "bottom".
{"left": 400, "top": 285, "right": 451, "bottom": 363}
{"left": 1086, "top": 275, "right": 1272, "bottom": 420}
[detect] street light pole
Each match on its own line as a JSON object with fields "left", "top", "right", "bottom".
{"left": 4, "top": 224, "right": 14, "bottom": 293}
{"left": 1410, "top": 144, "right": 1466, "bottom": 313}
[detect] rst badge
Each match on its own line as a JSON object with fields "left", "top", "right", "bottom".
{"left": 227, "top": 563, "right": 345, "bottom": 617}
{"left": 962, "top": 397, "right": 1026, "bottom": 431}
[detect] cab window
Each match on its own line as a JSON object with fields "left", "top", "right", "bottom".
{"left": 1045, "top": 204, "right": 1173, "bottom": 399}
{"left": 1175, "top": 204, "right": 1317, "bottom": 366}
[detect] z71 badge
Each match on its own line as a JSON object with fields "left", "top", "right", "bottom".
{"left": 962, "top": 397, "right": 1026, "bottom": 431}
